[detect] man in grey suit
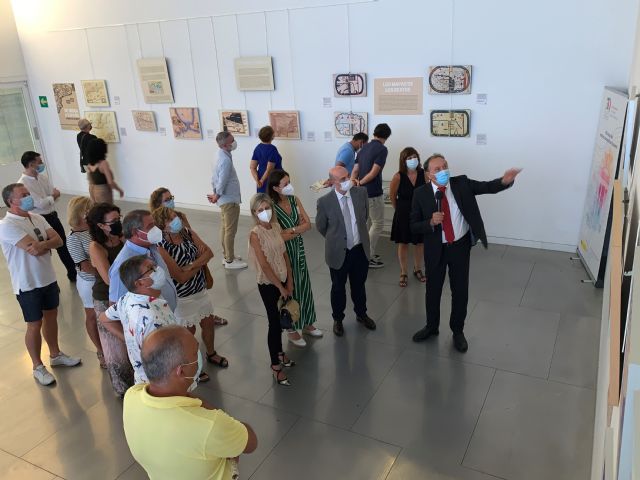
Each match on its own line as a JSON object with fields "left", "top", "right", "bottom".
{"left": 316, "top": 166, "right": 376, "bottom": 336}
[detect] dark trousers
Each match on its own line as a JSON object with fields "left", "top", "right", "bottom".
{"left": 329, "top": 244, "right": 368, "bottom": 321}
{"left": 257, "top": 283, "right": 284, "bottom": 366}
{"left": 424, "top": 233, "right": 471, "bottom": 334}
{"left": 43, "top": 211, "right": 76, "bottom": 279}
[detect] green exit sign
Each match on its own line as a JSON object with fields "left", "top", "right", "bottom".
{"left": 39, "top": 96, "right": 48, "bottom": 108}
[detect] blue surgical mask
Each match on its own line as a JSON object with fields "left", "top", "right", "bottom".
{"left": 163, "top": 199, "right": 175, "bottom": 209}
{"left": 20, "top": 195, "right": 35, "bottom": 211}
{"left": 406, "top": 158, "right": 419, "bottom": 170}
{"left": 36, "top": 164, "right": 46, "bottom": 174}
{"left": 168, "top": 216, "right": 183, "bottom": 234}
{"left": 434, "top": 169, "right": 450, "bottom": 186}
{"left": 181, "top": 350, "right": 204, "bottom": 392}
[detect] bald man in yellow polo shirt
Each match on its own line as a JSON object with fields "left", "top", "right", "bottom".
{"left": 123, "top": 325, "right": 257, "bottom": 480}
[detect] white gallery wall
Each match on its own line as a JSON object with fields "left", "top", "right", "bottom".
{"left": 8, "top": 0, "right": 640, "bottom": 250}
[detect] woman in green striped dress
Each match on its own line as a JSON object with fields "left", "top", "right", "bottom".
{"left": 267, "top": 170, "right": 323, "bottom": 347}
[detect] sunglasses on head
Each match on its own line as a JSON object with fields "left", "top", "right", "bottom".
{"left": 33, "top": 227, "right": 44, "bottom": 242}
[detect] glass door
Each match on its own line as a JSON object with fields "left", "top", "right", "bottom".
{"left": 0, "top": 82, "right": 42, "bottom": 187}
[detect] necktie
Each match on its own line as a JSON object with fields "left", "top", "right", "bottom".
{"left": 438, "top": 186, "right": 455, "bottom": 244}
{"left": 341, "top": 196, "right": 355, "bottom": 249}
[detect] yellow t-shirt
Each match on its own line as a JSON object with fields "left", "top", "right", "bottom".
{"left": 123, "top": 384, "right": 248, "bottom": 480}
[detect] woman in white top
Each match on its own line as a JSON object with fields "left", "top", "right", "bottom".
{"left": 248, "top": 193, "right": 294, "bottom": 386}
{"left": 66, "top": 196, "right": 104, "bottom": 367}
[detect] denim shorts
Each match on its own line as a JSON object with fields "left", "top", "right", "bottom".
{"left": 16, "top": 281, "right": 60, "bottom": 322}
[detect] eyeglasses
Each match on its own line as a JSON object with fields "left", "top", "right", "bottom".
{"left": 138, "top": 265, "right": 157, "bottom": 280}
{"left": 164, "top": 196, "right": 175, "bottom": 201}
{"left": 103, "top": 215, "right": 122, "bottom": 225}
{"left": 33, "top": 227, "right": 44, "bottom": 242}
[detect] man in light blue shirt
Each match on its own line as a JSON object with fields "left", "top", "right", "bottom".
{"left": 335, "top": 132, "right": 368, "bottom": 175}
{"left": 207, "top": 132, "right": 247, "bottom": 269}
{"left": 108, "top": 210, "right": 178, "bottom": 310}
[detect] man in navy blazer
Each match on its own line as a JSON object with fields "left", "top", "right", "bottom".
{"left": 410, "top": 153, "right": 521, "bottom": 352}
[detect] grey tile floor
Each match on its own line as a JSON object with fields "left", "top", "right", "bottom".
{"left": 0, "top": 196, "right": 602, "bottom": 480}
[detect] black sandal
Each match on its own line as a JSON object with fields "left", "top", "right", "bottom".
{"left": 413, "top": 269, "right": 426, "bottom": 283}
{"left": 278, "top": 352, "right": 295, "bottom": 367}
{"left": 198, "top": 371, "right": 210, "bottom": 383}
{"left": 271, "top": 364, "right": 290, "bottom": 386}
{"left": 399, "top": 274, "right": 408, "bottom": 287}
{"left": 206, "top": 351, "right": 229, "bottom": 368}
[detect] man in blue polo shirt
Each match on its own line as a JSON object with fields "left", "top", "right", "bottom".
{"left": 109, "top": 209, "right": 177, "bottom": 310}
{"left": 351, "top": 123, "right": 391, "bottom": 269}
{"left": 335, "top": 132, "right": 368, "bottom": 175}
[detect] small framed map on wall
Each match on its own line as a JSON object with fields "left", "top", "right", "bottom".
{"left": 268, "top": 111, "right": 301, "bottom": 140}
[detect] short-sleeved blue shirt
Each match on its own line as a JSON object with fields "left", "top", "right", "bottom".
{"left": 252, "top": 143, "right": 283, "bottom": 193}
{"left": 335, "top": 142, "right": 356, "bottom": 174}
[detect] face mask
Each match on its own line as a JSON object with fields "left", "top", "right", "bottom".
{"left": 36, "top": 164, "right": 46, "bottom": 174}
{"left": 229, "top": 140, "right": 237, "bottom": 151}
{"left": 181, "top": 350, "right": 204, "bottom": 392}
{"left": 257, "top": 209, "right": 272, "bottom": 223}
{"left": 434, "top": 169, "right": 450, "bottom": 186}
{"left": 139, "top": 226, "right": 163, "bottom": 244}
{"left": 281, "top": 184, "right": 295, "bottom": 196}
{"left": 339, "top": 180, "right": 352, "bottom": 193}
{"left": 162, "top": 199, "right": 175, "bottom": 209}
{"left": 406, "top": 158, "right": 419, "bottom": 170}
{"left": 168, "top": 216, "right": 183, "bottom": 234}
{"left": 109, "top": 220, "right": 123, "bottom": 236}
{"left": 144, "top": 266, "right": 166, "bottom": 290}
{"left": 19, "top": 195, "right": 35, "bottom": 212}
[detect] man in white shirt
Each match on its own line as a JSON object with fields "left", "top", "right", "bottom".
{"left": 0, "top": 183, "right": 82, "bottom": 386}
{"left": 99, "top": 255, "right": 180, "bottom": 384}
{"left": 18, "top": 151, "right": 77, "bottom": 281}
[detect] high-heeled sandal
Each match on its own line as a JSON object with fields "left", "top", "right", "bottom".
{"left": 271, "top": 365, "right": 290, "bottom": 386}
{"left": 278, "top": 352, "right": 296, "bottom": 367}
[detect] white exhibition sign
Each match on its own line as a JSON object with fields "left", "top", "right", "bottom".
{"left": 578, "top": 87, "right": 628, "bottom": 281}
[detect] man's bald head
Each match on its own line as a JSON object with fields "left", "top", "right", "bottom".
{"left": 329, "top": 166, "right": 348, "bottom": 182}
{"left": 141, "top": 326, "right": 196, "bottom": 383}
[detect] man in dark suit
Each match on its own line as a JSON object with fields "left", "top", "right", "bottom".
{"left": 410, "top": 154, "right": 521, "bottom": 352}
{"left": 316, "top": 166, "right": 376, "bottom": 336}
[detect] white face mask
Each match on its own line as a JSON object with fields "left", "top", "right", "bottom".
{"left": 281, "top": 184, "right": 295, "bottom": 196}
{"left": 339, "top": 180, "right": 352, "bottom": 193}
{"left": 140, "top": 266, "right": 166, "bottom": 290}
{"left": 229, "top": 140, "right": 237, "bottom": 151}
{"left": 139, "top": 226, "right": 163, "bottom": 245}
{"left": 257, "top": 208, "right": 272, "bottom": 223}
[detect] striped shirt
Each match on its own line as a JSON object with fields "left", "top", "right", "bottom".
{"left": 161, "top": 229, "right": 205, "bottom": 298}
{"left": 67, "top": 229, "right": 95, "bottom": 281}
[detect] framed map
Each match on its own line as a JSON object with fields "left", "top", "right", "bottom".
{"left": 428, "top": 65, "right": 472, "bottom": 94}
{"left": 169, "top": 107, "right": 202, "bottom": 140}
{"left": 84, "top": 111, "right": 120, "bottom": 143}
{"left": 81, "top": 80, "right": 109, "bottom": 107}
{"left": 52, "top": 83, "right": 80, "bottom": 130}
{"left": 132, "top": 110, "right": 157, "bottom": 132}
{"left": 219, "top": 110, "right": 249, "bottom": 136}
{"left": 333, "top": 73, "right": 367, "bottom": 97}
{"left": 268, "top": 111, "right": 301, "bottom": 140}
{"left": 430, "top": 110, "right": 470, "bottom": 137}
{"left": 334, "top": 112, "right": 367, "bottom": 138}
{"left": 137, "top": 57, "right": 174, "bottom": 104}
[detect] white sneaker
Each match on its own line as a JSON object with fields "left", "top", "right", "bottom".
{"left": 224, "top": 259, "right": 248, "bottom": 269}
{"left": 50, "top": 352, "right": 82, "bottom": 367}
{"left": 303, "top": 326, "right": 324, "bottom": 338}
{"left": 287, "top": 331, "right": 307, "bottom": 347}
{"left": 222, "top": 256, "right": 243, "bottom": 265}
{"left": 33, "top": 365, "right": 56, "bottom": 385}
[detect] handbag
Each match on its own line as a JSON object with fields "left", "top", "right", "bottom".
{"left": 203, "top": 265, "right": 214, "bottom": 289}
{"left": 278, "top": 296, "right": 300, "bottom": 330}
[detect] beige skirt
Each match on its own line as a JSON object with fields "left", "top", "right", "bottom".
{"left": 89, "top": 183, "right": 113, "bottom": 204}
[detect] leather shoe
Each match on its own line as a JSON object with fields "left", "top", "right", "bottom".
{"left": 356, "top": 314, "right": 376, "bottom": 330}
{"left": 412, "top": 325, "right": 439, "bottom": 342}
{"left": 333, "top": 320, "right": 344, "bottom": 337}
{"left": 453, "top": 333, "right": 468, "bottom": 352}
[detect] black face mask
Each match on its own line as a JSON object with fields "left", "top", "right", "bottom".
{"left": 109, "top": 220, "right": 123, "bottom": 236}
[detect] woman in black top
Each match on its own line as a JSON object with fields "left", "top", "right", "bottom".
{"left": 389, "top": 147, "right": 426, "bottom": 287}
{"left": 85, "top": 138, "right": 124, "bottom": 204}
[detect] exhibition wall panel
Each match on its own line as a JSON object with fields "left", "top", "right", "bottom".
{"left": 8, "top": 0, "right": 640, "bottom": 249}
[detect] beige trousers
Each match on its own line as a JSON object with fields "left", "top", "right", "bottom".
{"left": 219, "top": 202, "right": 240, "bottom": 262}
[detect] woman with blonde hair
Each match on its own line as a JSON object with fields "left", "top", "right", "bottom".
{"left": 66, "top": 196, "right": 104, "bottom": 366}
{"left": 248, "top": 193, "right": 295, "bottom": 386}
{"left": 152, "top": 206, "right": 228, "bottom": 376}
